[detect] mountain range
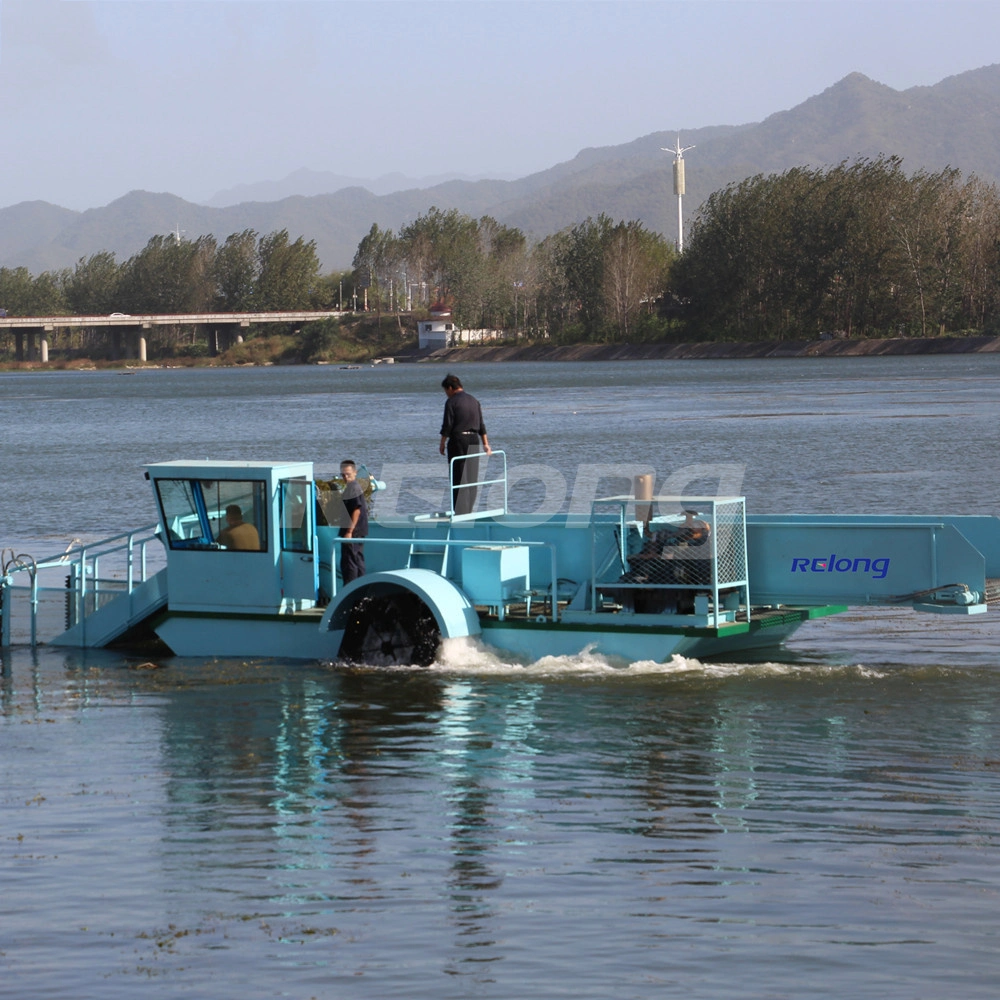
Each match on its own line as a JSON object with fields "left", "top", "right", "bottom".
{"left": 3, "top": 64, "right": 1000, "bottom": 273}
{"left": 204, "top": 167, "right": 513, "bottom": 207}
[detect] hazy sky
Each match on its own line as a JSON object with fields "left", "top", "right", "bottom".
{"left": 0, "top": 0, "right": 998, "bottom": 210}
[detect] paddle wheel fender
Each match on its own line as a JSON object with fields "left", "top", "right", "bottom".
{"left": 321, "top": 569, "right": 481, "bottom": 666}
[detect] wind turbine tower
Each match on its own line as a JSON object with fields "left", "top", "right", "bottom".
{"left": 662, "top": 136, "right": 695, "bottom": 252}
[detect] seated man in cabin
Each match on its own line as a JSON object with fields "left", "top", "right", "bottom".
{"left": 218, "top": 504, "right": 261, "bottom": 551}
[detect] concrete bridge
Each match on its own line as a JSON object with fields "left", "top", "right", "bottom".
{"left": 0, "top": 311, "right": 348, "bottom": 362}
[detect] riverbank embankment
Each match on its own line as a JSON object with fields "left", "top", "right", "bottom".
{"left": 6, "top": 333, "right": 1000, "bottom": 371}
{"left": 419, "top": 334, "right": 1000, "bottom": 363}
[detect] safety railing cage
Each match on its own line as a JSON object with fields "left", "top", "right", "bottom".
{"left": 589, "top": 495, "right": 750, "bottom": 625}
{"left": 1, "top": 526, "right": 163, "bottom": 647}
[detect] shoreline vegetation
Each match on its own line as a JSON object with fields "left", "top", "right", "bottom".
{"left": 3, "top": 332, "right": 1000, "bottom": 372}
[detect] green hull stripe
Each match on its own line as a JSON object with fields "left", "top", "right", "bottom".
{"left": 479, "top": 605, "right": 847, "bottom": 639}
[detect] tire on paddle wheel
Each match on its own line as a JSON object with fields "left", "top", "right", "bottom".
{"left": 338, "top": 589, "right": 441, "bottom": 666}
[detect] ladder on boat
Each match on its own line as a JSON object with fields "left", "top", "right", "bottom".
{"left": 406, "top": 522, "right": 453, "bottom": 575}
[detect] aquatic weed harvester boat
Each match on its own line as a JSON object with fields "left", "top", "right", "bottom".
{"left": 3, "top": 454, "right": 998, "bottom": 664}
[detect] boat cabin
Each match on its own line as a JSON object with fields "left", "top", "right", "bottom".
{"left": 146, "top": 460, "right": 318, "bottom": 615}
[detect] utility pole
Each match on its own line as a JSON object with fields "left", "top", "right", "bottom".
{"left": 661, "top": 136, "right": 695, "bottom": 253}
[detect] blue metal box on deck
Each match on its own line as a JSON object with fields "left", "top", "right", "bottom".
{"left": 461, "top": 545, "right": 530, "bottom": 619}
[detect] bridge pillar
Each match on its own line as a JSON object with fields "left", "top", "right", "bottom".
{"left": 138, "top": 332, "right": 147, "bottom": 362}
{"left": 25, "top": 331, "right": 35, "bottom": 361}
{"left": 14, "top": 331, "right": 23, "bottom": 361}
{"left": 40, "top": 330, "right": 49, "bottom": 363}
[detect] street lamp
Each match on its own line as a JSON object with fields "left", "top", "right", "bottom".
{"left": 661, "top": 135, "right": 695, "bottom": 253}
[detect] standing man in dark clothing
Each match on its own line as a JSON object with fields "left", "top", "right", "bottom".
{"left": 339, "top": 459, "right": 368, "bottom": 583}
{"left": 439, "top": 374, "right": 492, "bottom": 515}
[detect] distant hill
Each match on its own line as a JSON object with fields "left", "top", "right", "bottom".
{"left": 3, "top": 65, "right": 1000, "bottom": 272}
{"left": 204, "top": 167, "right": 510, "bottom": 207}
{"left": 0, "top": 200, "right": 80, "bottom": 267}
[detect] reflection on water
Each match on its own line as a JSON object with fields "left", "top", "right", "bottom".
{"left": 3, "top": 644, "right": 1000, "bottom": 996}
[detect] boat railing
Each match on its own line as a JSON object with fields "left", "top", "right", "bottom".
{"left": 332, "top": 533, "right": 560, "bottom": 621}
{"left": 435, "top": 450, "right": 508, "bottom": 521}
{"left": 589, "top": 495, "right": 750, "bottom": 625}
{"left": 1, "top": 524, "right": 163, "bottom": 647}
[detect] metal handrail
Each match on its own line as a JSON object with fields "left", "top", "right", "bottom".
{"left": 446, "top": 449, "right": 508, "bottom": 519}
{"left": 1, "top": 523, "right": 163, "bottom": 647}
{"left": 7, "top": 524, "right": 161, "bottom": 575}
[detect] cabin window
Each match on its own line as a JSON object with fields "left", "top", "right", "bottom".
{"left": 280, "top": 478, "right": 312, "bottom": 553}
{"left": 156, "top": 478, "right": 268, "bottom": 552}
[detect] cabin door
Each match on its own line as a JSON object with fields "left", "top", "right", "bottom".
{"left": 279, "top": 478, "right": 318, "bottom": 604}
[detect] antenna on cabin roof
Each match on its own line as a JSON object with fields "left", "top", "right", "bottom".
{"left": 661, "top": 135, "right": 695, "bottom": 253}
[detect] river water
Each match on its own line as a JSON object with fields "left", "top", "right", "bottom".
{"left": 3, "top": 358, "right": 1000, "bottom": 997}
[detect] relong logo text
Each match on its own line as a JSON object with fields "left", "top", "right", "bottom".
{"left": 791, "top": 555, "right": 890, "bottom": 580}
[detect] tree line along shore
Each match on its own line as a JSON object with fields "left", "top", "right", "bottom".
{"left": 3, "top": 156, "right": 1000, "bottom": 366}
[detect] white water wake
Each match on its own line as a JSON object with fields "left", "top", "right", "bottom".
{"left": 430, "top": 635, "right": 888, "bottom": 680}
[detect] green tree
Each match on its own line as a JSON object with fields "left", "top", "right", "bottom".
{"left": 475, "top": 216, "right": 527, "bottom": 332}
{"left": 214, "top": 229, "right": 259, "bottom": 311}
{"left": 0, "top": 266, "right": 67, "bottom": 315}
{"left": 602, "top": 220, "right": 673, "bottom": 340}
{"left": 397, "top": 212, "right": 438, "bottom": 309}
{"left": 674, "top": 157, "right": 994, "bottom": 341}
{"left": 64, "top": 252, "right": 122, "bottom": 315}
{"left": 352, "top": 223, "right": 398, "bottom": 312}
{"left": 119, "top": 234, "right": 217, "bottom": 313}
{"left": 529, "top": 231, "right": 574, "bottom": 340}
{"left": 394, "top": 207, "right": 484, "bottom": 325}
{"left": 559, "top": 215, "right": 614, "bottom": 338}
{"left": 956, "top": 177, "right": 1000, "bottom": 331}
{"left": 255, "top": 230, "right": 320, "bottom": 310}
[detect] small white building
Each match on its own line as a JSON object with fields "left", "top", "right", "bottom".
{"left": 417, "top": 303, "right": 457, "bottom": 349}
{"left": 417, "top": 301, "right": 507, "bottom": 348}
